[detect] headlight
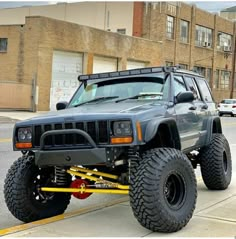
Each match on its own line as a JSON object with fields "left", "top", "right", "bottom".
{"left": 113, "top": 121, "right": 132, "bottom": 136}
{"left": 18, "top": 127, "right": 32, "bottom": 142}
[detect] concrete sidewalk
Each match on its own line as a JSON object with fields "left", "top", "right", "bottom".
{"left": 0, "top": 111, "right": 48, "bottom": 121}
{"left": 2, "top": 177, "right": 236, "bottom": 237}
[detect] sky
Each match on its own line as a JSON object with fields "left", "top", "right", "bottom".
{"left": 0, "top": 1, "right": 235, "bottom": 13}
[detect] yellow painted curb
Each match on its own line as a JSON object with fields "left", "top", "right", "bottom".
{"left": 0, "top": 138, "right": 11, "bottom": 143}
{"left": 0, "top": 196, "right": 128, "bottom": 237}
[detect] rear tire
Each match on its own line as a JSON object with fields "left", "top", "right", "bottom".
{"left": 199, "top": 134, "right": 232, "bottom": 190}
{"left": 130, "top": 148, "right": 197, "bottom": 233}
{"left": 4, "top": 156, "right": 71, "bottom": 222}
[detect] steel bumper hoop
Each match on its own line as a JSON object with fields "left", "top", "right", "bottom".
{"left": 41, "top": 166, "right": 129, "bottom": 195}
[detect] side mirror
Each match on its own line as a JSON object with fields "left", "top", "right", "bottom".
{"left": 176, "top": 91, "right": 194, "bottom": 103}
{"left": 56, "top": 101, "right": 68, "bottom": 110}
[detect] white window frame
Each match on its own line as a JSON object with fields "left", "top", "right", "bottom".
{"left": 195, "top": 25, "right": 212, "bottom": 48}
{"left": 180, "top": 20, "right": 189, "bottom": 43}
{"left": 166, "top": 16, "right": 174, "bottom": 39}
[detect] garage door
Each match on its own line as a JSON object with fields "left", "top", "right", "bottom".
{"left": 127, "top": 60, "right": 146, "bottom": 70}
{"left": 93, "top": 56, "right": 118, "bottom": 73}
{"left": 50, "top": 51, "right": 83, "bottom": 110}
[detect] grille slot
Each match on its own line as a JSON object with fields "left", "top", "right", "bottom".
{"left": 33, "top": 121, "right": 109, "bottom": 148}
{"left": 44, "top": 125, "right": 52, "bottom": 145}
{"left": 55, "top": 124, "right": 63, "bottom": 145}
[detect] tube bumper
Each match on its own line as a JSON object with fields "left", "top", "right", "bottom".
{"left": 35, "top": 129, "right": 107, "bottom": 167}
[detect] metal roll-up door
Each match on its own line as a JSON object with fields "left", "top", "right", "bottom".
{"left": 93, "top": 56, "right": 118, "bottom": 73}
{"left": 127, "top": 60, "right": 146, "bottom": 70}
{"left": 50, "top": 51, "right": 83, "bottom": 110}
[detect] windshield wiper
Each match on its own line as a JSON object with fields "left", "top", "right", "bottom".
{"left": 115, "top": 93, "right": 163, "bottom": 103}
{"left": 74, "top": 96, "right": 119, "bottom": 107}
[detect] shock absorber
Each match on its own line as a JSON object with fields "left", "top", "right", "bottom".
{"left": 54, "top": 166, "right": 70, "bottom": 186}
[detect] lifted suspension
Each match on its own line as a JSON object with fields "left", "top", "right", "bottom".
{"left": 41, "top": 166, "right": 129, "bottom": 195}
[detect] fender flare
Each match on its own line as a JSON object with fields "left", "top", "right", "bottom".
{"left": 205, "top": 115, "right": 222, "bottom": 145}
{"left": 144, "top": 118, "right": 181, "bottom": 150}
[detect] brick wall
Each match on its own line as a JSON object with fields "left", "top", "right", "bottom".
{"left": 141, "top": 2, "right": 236, "bottom": 102}
{"left": 0, "top": 16, "right": 163, "bottom": 110}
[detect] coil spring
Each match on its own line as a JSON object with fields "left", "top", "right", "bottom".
{"left": 55, "top": 166, "right": 68, "bottom": 186}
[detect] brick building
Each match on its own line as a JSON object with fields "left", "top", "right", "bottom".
{"left": 0, "top": 2, "right": 235, "bottom": 111}
{"left": 0, "top": 16, "right": 162, "bottom": 111}
{"left": 138, "top": 2, "right": 236, "bottom": 102}
{"left": 220, "top": 6, "right": 236, "bottom": 21}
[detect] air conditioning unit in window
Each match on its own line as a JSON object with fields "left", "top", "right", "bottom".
{"left": 203, "top": 42, "right": 211, "bottom": 47}
{"left": 223, "top": 46, "right": 231, "bottom": 52}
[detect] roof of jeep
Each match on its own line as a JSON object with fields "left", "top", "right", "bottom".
{"left": 78, "top": 66, "right": 204, "bottom": 82}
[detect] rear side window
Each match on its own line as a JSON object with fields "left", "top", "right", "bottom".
{"left": 196, "top": 78, "right": 213, "bottom": 102}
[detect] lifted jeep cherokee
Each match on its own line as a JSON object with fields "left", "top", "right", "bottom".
{"left": 4, "top": 66, "right": 232, "bottom": 233}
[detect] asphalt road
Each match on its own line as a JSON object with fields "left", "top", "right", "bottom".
{"left": 0, "top": 116, "right": 235, "bottom": 230}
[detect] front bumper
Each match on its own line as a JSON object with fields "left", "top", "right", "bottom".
{"left": 35, "top": 148, "right": 106, "bottom": 167}
{"left": 35, "top": 129, "right": 107, "bottom": 167}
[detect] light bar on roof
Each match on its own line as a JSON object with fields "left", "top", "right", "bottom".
{"left": 77, "top": 66, "right": 177, "bottom": 82}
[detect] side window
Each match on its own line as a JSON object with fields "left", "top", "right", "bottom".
{"left": 173, "top": 75, "right": 187, "bottom": 96}
{"left": 196, "top": 78, "right": 213, "bottom": 102}
{"left": 184, "top": 76, "right": 201, "bottom": 100}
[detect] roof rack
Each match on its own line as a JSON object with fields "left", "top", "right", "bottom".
{"left": 78, "top": 66, "right": 181, "bottom": 82}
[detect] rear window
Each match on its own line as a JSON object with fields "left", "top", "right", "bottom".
{"left": 221, "top": 99, "right": 236, "bottom": 104}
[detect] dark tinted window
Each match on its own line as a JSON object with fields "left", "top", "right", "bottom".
{"left": 196, "top": 78, "right": 213, "bottom": 102}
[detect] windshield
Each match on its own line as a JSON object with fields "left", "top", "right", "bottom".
{"left": 221, "top": 99, "right": 236, "bottom": 104}
{"left": 69, "top": 74, "right": 168, "bottom": 107}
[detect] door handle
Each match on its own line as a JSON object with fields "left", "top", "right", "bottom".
{"left": 201, "top": 104, "right": 208, "bottom": 110}
{"left": 189, "top": 106, "right": 197, "bottom": 110}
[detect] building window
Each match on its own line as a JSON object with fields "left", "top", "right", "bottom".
{"left": 206, "top": 68, "right": 212, "bottom": 84}
{"left": 214, "top": 69, "right": 220, "bottom": 89}
{"left": 117, "top": 28, "right": 126, "bottom": 34}
{"left": 166, "top": 16, "right": 174, "bottom": 39}
{"left": 217, "top": 32, "right": 232, "bottom": 51}
{"left": 193, "top": 66, "right": 206, "bottom": 77}
{"left": 220, "top": 70, "right": 230, "bottom": 89}
{"left": 166, "top": 61, "right": 173, "bottom": 66}
{"left": 0, "top": 38, "right": 7, "bottom": 52}
{"left": 195, "top": 25, "right": 212, "bottom": 48}
{"left": 180, "top": 20, "right": 189, "bottom": 43}
{"left": 179, "top": 63, "right": 188, "bottom": 69}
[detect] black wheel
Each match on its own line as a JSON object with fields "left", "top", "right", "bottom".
{"left": 4, "top": 156, "right": 71, "bottom": 222}
{"left": 199, "top": 133, "right": 232, "bottom": 190}
{"left": 130, "top": 148, "right": 197, "bottom": 233}
{"left": 219, "top": 113, "right": 222, "bottom": 117}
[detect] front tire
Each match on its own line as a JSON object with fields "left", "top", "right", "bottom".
{"left": 130, "top": 148, "right": 197, "bottom": 233}
{"left": 199, "top": 134, "right": 232, "bottom": 190}
{"left": 4, "top": 156, "right": 71, "bottom": 222}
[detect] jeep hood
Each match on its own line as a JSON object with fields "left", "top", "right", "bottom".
{"left": 17, "top": 101, "right": 166, "bottom": 125}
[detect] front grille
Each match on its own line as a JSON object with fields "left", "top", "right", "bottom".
{"left": 33, "top": 121, "right": 109, "bottom": 148}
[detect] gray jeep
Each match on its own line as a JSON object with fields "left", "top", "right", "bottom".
{"left": 4, "top": 66, "right": 232, "bottom": 233}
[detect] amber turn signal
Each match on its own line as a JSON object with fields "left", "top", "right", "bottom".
{"left": 15, "top": 142, "right": 32, "bottom": 149}
{"left": 136, "top": 121, "right": 143, "bottom": 141}
{"left": 111, "top": 137, "right": 133, "bottom": 144}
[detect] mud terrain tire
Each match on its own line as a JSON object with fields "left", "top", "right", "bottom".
{"left": 130, "top": 148, "right": 197, "bottom": 233}
{"left": 199, "top": 133, "right": 232, "bottom": 190}
{"left": 4, "top": 156, "right": 71, "bottom": 222}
